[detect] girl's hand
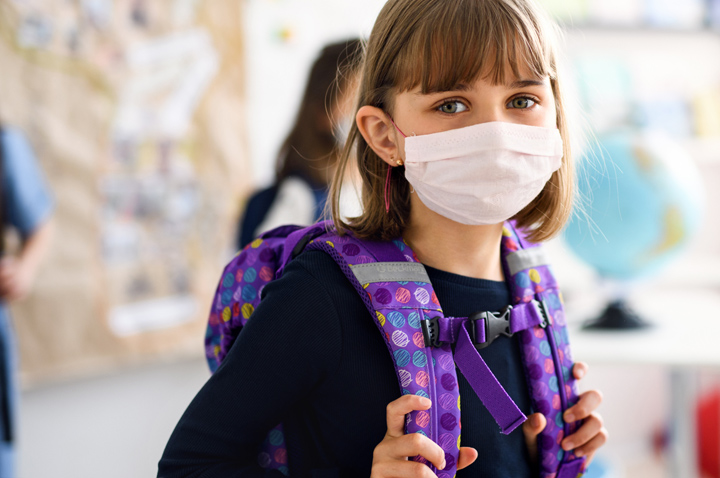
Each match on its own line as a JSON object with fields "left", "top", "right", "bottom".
{"left": 371, "top": 395, "right": 478, "bottom": 478}
{"left": 523, "top": 362, "right": 608, "bottom": 467}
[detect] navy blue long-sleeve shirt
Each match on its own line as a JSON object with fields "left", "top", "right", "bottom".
{"left": 158, "top": 250, "right": 534, "bottom": 477}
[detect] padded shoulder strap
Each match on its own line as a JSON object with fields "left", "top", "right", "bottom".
{"left": 304, "top": 231, "right": 462, "bottom": 477}
{"left": 500, "top": 222, "right": 587, "bottom": 477}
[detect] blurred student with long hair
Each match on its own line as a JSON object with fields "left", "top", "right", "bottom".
{"left": 237, "top": 38, "right": 363, "bottom": 249}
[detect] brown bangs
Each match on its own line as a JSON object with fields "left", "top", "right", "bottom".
{"left": 388, "top": 0, "right": 558, "bottom": 96}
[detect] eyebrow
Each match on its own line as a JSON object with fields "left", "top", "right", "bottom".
{"left": 414, "top": 79, "right": 547, "bottom": 95}
{"left": 507, "top": 79, "right": 546, "bottom": 88}
{"left": 413, "top": 83, "right": 473, "bottom": 95}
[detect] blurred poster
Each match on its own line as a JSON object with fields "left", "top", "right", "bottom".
{"left": 0, "top": 0, "right": 249, "bottom": 382}
{"left": 103, "top": 27, "right": 218, "bottom": 336}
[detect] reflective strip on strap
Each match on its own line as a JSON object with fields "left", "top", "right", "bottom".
{"left": 506, "top": 247, "right": 549, "bottom": 276}
{"left": 350, "top": 262, "right": 430, "bottom": 285}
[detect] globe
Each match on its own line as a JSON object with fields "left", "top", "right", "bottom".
{"left": 563, "top": 130, "right": 704, "bottom": 328}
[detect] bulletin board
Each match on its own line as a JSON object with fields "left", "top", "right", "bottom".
{"left": 0, "top": 0, "right": 250, "bottom": 385}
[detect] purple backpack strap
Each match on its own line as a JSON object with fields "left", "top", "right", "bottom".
{"left": 502, "top": 222, "right": 587, "bottom": 478}
{"left": 304, "top": 233, "right": 462, "bottom": 477}
{"left": 305, "top": 229, "right": 528, "bottom": 477}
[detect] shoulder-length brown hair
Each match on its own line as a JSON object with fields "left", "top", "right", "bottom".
{"left": 329, "top": 0, "right": 574, "bottom": 243}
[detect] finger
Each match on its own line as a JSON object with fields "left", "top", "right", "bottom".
{"left": 457, "top": 447, "right": 478, "bottom": 471}
{"left": 561, "top": 413, "right": 603, "bottom": 451}
{"left": 573, "top": 427, "right": 608, "bottom": 458}
{"left": 564, "top": 390, "right": 603, "bottom": 423}
{"left": 572, "top": 362, "right": 589, "bottom": 380}
{"left": 382, "top": 433, "right": 445, "bottom": 470}
{"left": 522, "top": 413, "right": 546, "bottom": 461}
{"left": 386, "top": 395, "right": 432, "bottom": 438}
{"left": 523, "top": 413, "right": 547, "bottom": 439}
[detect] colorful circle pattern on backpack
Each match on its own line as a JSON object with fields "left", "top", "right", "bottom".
{"left": 502, "top": 224, "right": 583, "bottom": 478}
{"left": 307, "top": 235, "right": 462, "bottom": 478}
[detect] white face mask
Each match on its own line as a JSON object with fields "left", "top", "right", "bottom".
{"left": 399, "top": 121, "right": 563, "bottom": 225}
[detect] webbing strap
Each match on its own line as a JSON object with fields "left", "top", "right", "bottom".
{"left": 433, "top": 301, "right": 546, "bottom": 346}
{"left": 454, "top": 321, "right": 526, "bottom": 434}
{"left": 509, "top": 301, "right": 548, "bottom": 333}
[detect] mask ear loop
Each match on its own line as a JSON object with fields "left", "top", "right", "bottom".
{"left": 385, "top": 163, "right": 393, "bottom": 213}
{"left": 384, "top": 116, "right": 409, "bottom": 213}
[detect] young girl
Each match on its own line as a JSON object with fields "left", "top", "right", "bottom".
{"left": 159, "top": 1, "right": 606, "bottom": 477}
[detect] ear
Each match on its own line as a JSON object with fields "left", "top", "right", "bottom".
{"left": 356, "top": 105, "right": 401, "bottom": 167}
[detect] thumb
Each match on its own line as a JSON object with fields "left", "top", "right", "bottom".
{"left": 523, "top": 413, "right": 547, "bottom": 463}
{"left": 457, "top": 447, "right": 478, "bottom": 471}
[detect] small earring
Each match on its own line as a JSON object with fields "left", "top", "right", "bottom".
{"left": 396, "top": 158, "right": 404, "bottom": 166}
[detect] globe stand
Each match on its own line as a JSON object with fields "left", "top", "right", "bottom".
{"left": 582, "top": 299, "right": 652, "bottom": 330}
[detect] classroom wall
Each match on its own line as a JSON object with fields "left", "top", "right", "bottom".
{"left": 0, "top": 0, "right": 249, "bottom": 384}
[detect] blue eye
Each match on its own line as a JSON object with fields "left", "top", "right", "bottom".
{"left": 438, "top": 101, "right": 468, "bottom": 114}
{"left": 508, "top": 97, "right": 536, "bottom": 109}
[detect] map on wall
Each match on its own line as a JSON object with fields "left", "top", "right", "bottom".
{"left": 0, "top": 0, "right": 249, "bottom": 382}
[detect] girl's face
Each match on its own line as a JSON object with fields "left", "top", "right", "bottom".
{"left": 390, "top": 69, "right": 557, "bottom": 156}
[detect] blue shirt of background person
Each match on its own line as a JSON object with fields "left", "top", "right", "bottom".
{"left": 2, "top": 128, "right": 54, "bottom": 242}
{"left": 0, "top": 126, "right": 54, "bottom": 478}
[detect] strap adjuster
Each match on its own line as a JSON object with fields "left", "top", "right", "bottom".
{"left": 421, "top": 317, "right": 440, "bottom": 348}
{"left": 471, "top": 305, "right": 514, "bottom": 349}
{"left": 536, "top": 300, "right": 550, "bottom": 329}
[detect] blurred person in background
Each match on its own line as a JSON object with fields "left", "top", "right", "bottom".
{"left": 237, "top": 38, "right": 363, "bottom": 249}
{"left": 0, "top": 125, "right": 54, "bottom": 478}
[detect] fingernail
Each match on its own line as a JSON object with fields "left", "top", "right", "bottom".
{"left": 565, "top": 412, "right": 575, "bottom": 422}
{"left": 575, "top": 450, "right": 584, "bottom": 457}
{"left": 531, "top": 414, "right": 542, "bottom": 428}
{"left": 420, "top": 397, "right": 431, "bottom": 407}
{"left": 441, "top": 460, "right": 446, "bottom": 469}
{"left": 562, "top": 440, "right": 574, "bottom": 450}
{"left": 575, "top": 368, "right": 585, "bottom": 379}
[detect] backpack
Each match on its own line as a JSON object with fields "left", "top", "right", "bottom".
{"left": 205, "top": 220, "right": 586, "bottom": 478}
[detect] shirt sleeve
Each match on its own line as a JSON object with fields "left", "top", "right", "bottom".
{"left": 157, "top": 255, "right": 344, "bottom": 477}
{"left": 2, "top": 128, "right": 54, "bottom": 238}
